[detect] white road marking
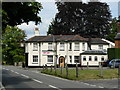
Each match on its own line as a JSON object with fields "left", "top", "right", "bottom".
{"left": 98, "top": 86, "right": 104, "bottom": 88}
{"left": 5, "top": 69, "right": 9, "bottom": 71}
{"left": 90, "top": 84, "right": 97, "bottom": 87}
{"left": 11, "top": 70, "right": 14, "bottom": 72}
{"left": 49, "top": 85, "right": 58, "bottom": 89}
{"left": 21, "top": 74, "right": 29, "bottom": 78}
{"left": 32, "top": 79, "right": 43, "bottom": 83}
{"left": 14, "top": 72, "right": 19, "bottom": 74}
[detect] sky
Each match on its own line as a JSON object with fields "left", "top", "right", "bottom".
{"left": 17, "top": 0, "right": 120, "bottom": 39}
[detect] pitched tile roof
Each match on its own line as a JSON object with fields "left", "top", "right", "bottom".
{"left": 26, "top": 35, "right": 108, "bottom": 44}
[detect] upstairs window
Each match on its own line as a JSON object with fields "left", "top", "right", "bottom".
{"left": 33, "top": 55, "right": 38, "bottom": 63}
{"left": 82, "top": 43, "right": 85, "bottom": 51}
{"left": 60, "top": 43, "right": 65, "bottom": 51}
{"left": 69, "top": 43, "right": 72, "bottom": 51}
{"left": 74, "top": 43, "right": 79, "bottom": 51}
{"left": 48, "top": 43, "right": 53, "bottom": 51}
{"left": 99, "top": 45, "right": 103, "bottom": 50}
{"left": 33, "top": 43, "right": 38, "bottom": 51}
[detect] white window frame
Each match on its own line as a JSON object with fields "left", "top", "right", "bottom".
{"left": 48, "top": 43, "right": 53, "bottom": 51}
{"left": 99, "top": 45, "right": 103, "bottom": 50}
{"left": 89, "top": 56, "right": 92, "bottom": 61}
{"left": 101, "top": 56, "right": 104, "bottom": 61}
{"left": 60, "top": 42, "right": 65, "bottom": 51}
{"left": 69, "top": 43, "right": 72, "bottom": 51}
{"left": 47, "top": 55, "right": 53, "bottom": 63}
{"left": 94, "top": 56, "right": 98, "bottom": 61}
{"left": 74, "top": 42, "right": 79, "bottom": 51}
{"left": 82, "top": 43, "right": 85, "bottom": 51}
{"left": 83, "top": 56, "right": 86, "bottom": 61}
{"left": 74, "top": 56, "right": 79, "bottom": 63}
{"left": 33, "top": 43, "right": 38, "bottom": 51}
{"left": 33, "top": 55, "right": 38, "bottom": 63}
{"left": 69, "top": 56, "right": 72, "bottom": 63}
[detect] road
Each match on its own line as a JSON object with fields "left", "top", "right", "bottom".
{"left": 1, "top": 65, "right": 119, "bottom": 90}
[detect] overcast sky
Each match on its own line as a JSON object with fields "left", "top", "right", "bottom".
{"left": 17, "top": 0, "right": 120, "bottom": 39}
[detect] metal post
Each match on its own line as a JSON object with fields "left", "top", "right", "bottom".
{"left": 99, "top": 62, "right": 103, "bottom": 77}
{"left": 50, "top": 65, "right": 52, "bottom": 72}
{"left": 76, "top": 63, "right": 79, "bottom": 78}
{"left": 113, "top": 61, "right": 115, "bottom": 69}
{"left": 118, "top": 65, "right": 120, "bottom": 89}
{"left": 60, "top": 66, "right": 63, "bottom": 75}
{"left": 87, "top": 62, "right": 89, "bottom": 69}
{"left": 66, "top": 63, "right": 68, "bottom": 78}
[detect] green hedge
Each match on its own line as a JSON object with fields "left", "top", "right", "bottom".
{"left": 108, "top": 48, "right": 120, "bottom": 60}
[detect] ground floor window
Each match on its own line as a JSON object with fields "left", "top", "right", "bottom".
{"left": 83, "top": 56, "right": 86, "bottom": 61}
{"left": 47, "top": 55, "right": 53, "bottom": 63}
{"left": 101, "top": 56, "right": 104, "bottom": 61}
{"left": 33, "top": 55, "right": 38, "bottom": 62}
{"left": 69, "top": 56, "right": 72, "bottom": 63}
{"left": 94, "top": 56, "right": 98, "bottom": 61}
{"left": 74, "top": 56, "right": 79, "bottom": 63}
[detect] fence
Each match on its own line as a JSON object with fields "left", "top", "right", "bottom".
{"left": 41, "top": 63, "right": 118, "bottom": 79}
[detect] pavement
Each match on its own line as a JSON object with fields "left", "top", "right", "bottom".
{"left": 1, "top": 65, "right": 119, "bottom": 90}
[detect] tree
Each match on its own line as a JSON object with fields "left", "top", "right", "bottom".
{"left": 48, "top": 2, "right": 84, "bottom": 35}
{"left": 106, "top": 17, "right": 118, "bottom": 42}
{"left": 2, "top": 2, "right": 42, "bottom": 32}
{"left": 47, "top": 1, "right": 112, "bottom": 39}
{"left": 2, "top": 26, "right": 26, "bottom": 65}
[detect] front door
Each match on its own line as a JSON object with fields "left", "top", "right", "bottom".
{"left": 59, "top": 56, "right": 65, "bottom": 67}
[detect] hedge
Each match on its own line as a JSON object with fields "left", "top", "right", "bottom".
{"left": 108, "top": 48, "right": 120, "bottom": 60}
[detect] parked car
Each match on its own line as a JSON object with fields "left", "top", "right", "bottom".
{"left": 101, "top": 60, "right": 110, "bottom": 67}
{"left": 108, "top": 59, "right": 120, "bottom": 68}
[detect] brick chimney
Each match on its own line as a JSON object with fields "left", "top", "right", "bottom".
{"left": 34, "top": 27, "right": 40, "bottom": 36}
{"left": 115, "top": 22, "right": 120, "bottom": 48}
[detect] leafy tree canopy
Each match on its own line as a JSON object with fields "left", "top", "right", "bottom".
{"left": 2, "top": 2, "right": 42, "bottom": 31}
{"left": 2, "top": 26, "right": 26, "bottom": 64}
{"left": 48, "top": 1, "right": 112, "bottom": 39}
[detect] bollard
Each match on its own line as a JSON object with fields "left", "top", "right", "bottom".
{"left": 50, "top": 65, "right": 52, "bottom": 72}
{"left": 43, "top": 65, "right": 44, "bottom": 71}
{"left": 76, "top": 63, "right": 79, "bottom": 78}
{"left": 87, "top": 62, "right": 89, "bottom": 69}
{"left": 99, "top": 62, "right": 103, "bottom": 77}
{"left": 66, "top": 64, "right": 68, "bottom": 78}
{"left": 118, "top": 65, "right": 120, "bottom": 89}
{"left": 113, "top": 61, "right": 115, "bottom": 69}
{"left": 60, "top": 66, "right": 63, "bottom": 75}
{"left": 54, "top": 65, "right": 57, "bottom": 74}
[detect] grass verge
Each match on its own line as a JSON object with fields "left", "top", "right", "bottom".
{"left": 41, "top": 68, "right": 119, "bottom": 80}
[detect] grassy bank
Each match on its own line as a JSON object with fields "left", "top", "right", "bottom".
{"left": 41, "top": 68, "right": 119, "bottom": 80}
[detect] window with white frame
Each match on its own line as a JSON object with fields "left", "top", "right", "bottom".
{"left": 99, "top": 45, "right": 103, "bottom": 50}
{"left": 33, "top": 43, "right": 38, "bottom": 51}
{"left": 82, "top": 43, "right": 85, "bottom": 51}
{"left": 101, "top": 56, "right": 104, "bottom": 61}
{"left": 47, "top": 55, "right": 53, "bottom": 63}
{"left": 89, "top": 56, "right": 92, "bottom": 61}
{"left": 60, "top": 42, "right": 65, "bottom": 51}
{"left": 48, "top": 43, "right": 53, "bottom": 51}
{"left": 74, "top": 56, "right": 79, "bottom": 63}
{"left": 33, "top": 55, "right": 38, "bottom": 63}
{"left": 94, "top": 56, "right": 98, "bottom": 61}
{"left": 83, "top": 56, "right": 86, "bottom": 61}
{"left": 74, "top": 43, "right": 79, "bottom": 51}
{"left": 69, "top": 56, "right": 72, "bottom": 63}
{"left": 69, "top": 43, "right": 72, "bottom": 51}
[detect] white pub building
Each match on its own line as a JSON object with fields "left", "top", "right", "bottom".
{"left": 25, "top": 28, "right": 115, "bottom": 67}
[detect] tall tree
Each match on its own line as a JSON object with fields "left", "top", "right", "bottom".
{"left": 2, "top": 2, "right": 42, "bottom": 32}
{"left": 48, "top": 1, "right": 112, "bottom": 39}
{"left": 2, "top": 26, "right": 26, "bottom": 65}
{"left": 48, "top": 2, "right": 84, "bottom": 35}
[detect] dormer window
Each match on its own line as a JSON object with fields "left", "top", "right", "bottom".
{"left": 33, "top": 43, "right": 38, "bottom": 51}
